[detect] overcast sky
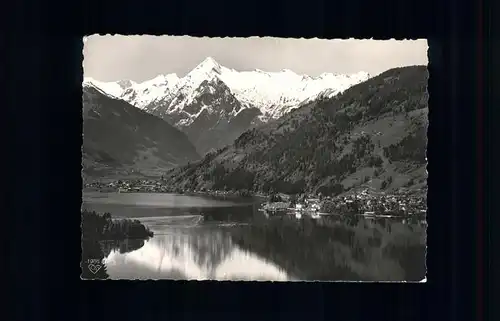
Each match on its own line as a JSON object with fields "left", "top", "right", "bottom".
{"left": 83, "top": 36, "right": 428, "bottom": 82}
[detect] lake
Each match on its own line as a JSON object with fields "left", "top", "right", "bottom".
{"left": 82, "top": 192, "right": 427, "bottom": 281}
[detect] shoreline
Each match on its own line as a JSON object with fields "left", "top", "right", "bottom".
{"left": 83, "top": 185, "right": 426, "bottom": 199}
{"left": 83, "top": 186, "right": 426, "bottom": 218}
{"left": 81, "top": 210, "right": 154, "bottom": 240}
{"left": 83, "top": 186, "right": 269, "bottom": 199}
{"left": 83, "top": 177, "right": 427, "bottom": 218}
{"left": 83, "top": 179, "right": 426, "bottom": 197}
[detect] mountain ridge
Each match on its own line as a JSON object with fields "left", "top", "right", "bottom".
{"left": 162, "top": 65, "right": 428, "bottom": 195}
{"left": 82, "top": 84, "right": 200, "bottom": 179}
{"left": 84, "top": 58, "right": 371, "bottom": 154}
{"left": 85, "top": 58, "right": 370, "bottom": 120}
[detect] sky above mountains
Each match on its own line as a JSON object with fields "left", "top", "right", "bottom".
{"left": 84, "top": 36, "right": 428, "bottom": 82}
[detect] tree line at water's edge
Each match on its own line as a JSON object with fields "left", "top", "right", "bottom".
{"left": 81, "top": 210, "right": 153, "bottom": 279}
{"left": 81, "top": 210, "right": 154, "bottom": 240}
{"left": 231, "top": 213, "right": 427, "bottom": 281}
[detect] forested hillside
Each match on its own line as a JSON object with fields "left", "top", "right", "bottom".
{"left": 163, "top": 66, "right": 428, "bottom": 196}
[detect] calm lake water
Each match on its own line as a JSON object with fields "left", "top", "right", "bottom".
{"left": 82, "top": 192, "right": 427, "bottom": 281}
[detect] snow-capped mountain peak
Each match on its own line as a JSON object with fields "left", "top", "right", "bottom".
{"left": 158, "top": 57, "right": 229, "bottom": 115}
{"left": 189, "top": 57, "right": 223, "bottom": 76}
{"left": 95, "top": 74, "right": 180, "bottom": 109}
{"left": 85, "top": 58, "right": 371, "bottom": 119}
{"left": 83, "top": 58, "right": 372, "bottom": 156}
{"left": 83, "top": 77, "right": 124, "bottom": 99}
{"left": 217, "top": 67, "right": 371, "bottom": 118}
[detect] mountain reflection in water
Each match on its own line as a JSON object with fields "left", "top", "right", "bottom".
{"left": 232, "top": 214, "right": 426, "bottom": 281}
{"left": 82, "top": 193, "right": 426, "bottom": 281}
{"left": 104, "top": 228, "right": 290, "bottom": 281}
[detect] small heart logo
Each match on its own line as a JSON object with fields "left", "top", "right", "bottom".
{"left": 88, "top": 264, "right": 102, "bottom": 274}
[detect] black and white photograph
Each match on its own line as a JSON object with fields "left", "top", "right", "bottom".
{"left": 81, "top": 36, "right": 428, "bottom": 281}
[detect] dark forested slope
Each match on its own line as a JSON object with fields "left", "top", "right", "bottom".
{"left": 164, "top": 66, "right": 428, "bottom": 195}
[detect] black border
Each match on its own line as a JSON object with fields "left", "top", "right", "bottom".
{"left": 5, "top": 0, "right": 480, "bottom": 320}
